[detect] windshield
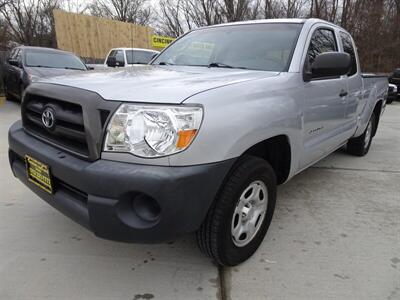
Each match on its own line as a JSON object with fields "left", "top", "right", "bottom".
{"left": 25, "top": 50, "right": 86, "bottom": 70}
{"left": 126, "top": 50, "right": 156, "bottom": 64}
{"left": 153, "top": 23, "right": 302, "bottom": 72}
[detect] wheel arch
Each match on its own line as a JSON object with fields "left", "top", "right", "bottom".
{"left": 372, "top": 99, "right": 383, "bottom": 136}
{"left": 242, "top": 135, "right": 292, "bottom": 185}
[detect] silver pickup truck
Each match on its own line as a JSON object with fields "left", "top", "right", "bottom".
{"left": 8, "top": 18, "right": 387, "bottom": 266}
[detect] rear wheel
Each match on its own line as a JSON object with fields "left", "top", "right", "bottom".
{"left": 196, "top": 156, "right": 277, "bottom": 266}
{"left": 346, "top": 113, "right": 376, "bottom": 156}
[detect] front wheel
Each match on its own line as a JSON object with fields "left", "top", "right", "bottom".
{"left": 196, "top": 156, "right": 277, "bottom": 266}
{"left": 346, "top": 113, "right": 376, "bottom": 156}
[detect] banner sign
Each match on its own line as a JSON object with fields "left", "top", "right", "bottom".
{"left": 152, "top": 35, "right": 175, "bottom": 48}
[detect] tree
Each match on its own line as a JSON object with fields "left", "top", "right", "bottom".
{"left": 89, "top": 0, "right": 152, "bottom": 25}
{"left": 0, "top": 0, "right": 11, "bottom": 10}
{"left": 157, "top": 0, "right": 261, "bottom": 37}
{"left": 263, "top": 0, "right": 309, "bottom": 18}
{"left": 0, "top": 0, "right": 61, "bottom": 47}
{"left": 220, "top": 0, "right": 257, "bottom": 21}
{"left": 62, "top": 0, "right": 90, "bottom": 14}
{"left": 157, "top": 0, "right": 187, "bottom": 37}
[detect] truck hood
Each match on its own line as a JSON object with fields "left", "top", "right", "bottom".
{"left": 44, "top": 65, "right": 279, "bottom": 103}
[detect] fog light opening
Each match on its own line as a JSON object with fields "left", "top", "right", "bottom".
{"left": 132, "top": 194, "right": 161, "bottom": 223}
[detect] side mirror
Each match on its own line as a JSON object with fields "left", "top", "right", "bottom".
{"left": 8, "top": 59, "right": 21, "bottom": 67}
{"left": 305, "top": 52, "right": 351, "bottom": 81}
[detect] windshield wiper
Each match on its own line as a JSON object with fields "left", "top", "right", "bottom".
{"left": 64, "top": 67, "right": 85, "bottom": 70}
{"left": 27, "top": 65, "right": 54, "bottom": 68}
{"left": 158, "top": 62, "right": 174, "bottom": 65}
{"left": 208, "top": 62, "right": 233, "bottom": 68}
{"left": 208, "top": 62, "right": 248, "bottom": 70}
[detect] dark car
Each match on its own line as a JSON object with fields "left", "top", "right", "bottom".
{"left": 3, "top": 46, "right": 88, "bottom": 102}
{"left": 387, "top": 83, "right": 398, "bottom": 104}
{"left": 388, "top": 68, "right": 400, "bottom": 102}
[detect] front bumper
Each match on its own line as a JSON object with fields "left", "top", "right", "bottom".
{"left": 8, "top": 121, "right": 234, "bottom": 243}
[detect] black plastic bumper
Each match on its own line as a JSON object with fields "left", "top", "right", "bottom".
{"left": 8, "top": 121, "right": 234, "bottom": 243}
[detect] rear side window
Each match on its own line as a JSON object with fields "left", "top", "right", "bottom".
{"left": 126, "top": 50, "right": 155, "bottom": 64}
{"left": 340, "top": 32, "right": 357, "bottom": 76}
{"left": 307, "top": 28, "right": 337, "bottom": 65}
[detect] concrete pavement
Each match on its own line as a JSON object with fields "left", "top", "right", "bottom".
{"left": 0, "top": 100, "right": 399, "bottom": 300}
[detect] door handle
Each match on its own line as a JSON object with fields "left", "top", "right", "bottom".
{"left": 339, "top": 90, "right": 348, "bottom": 97}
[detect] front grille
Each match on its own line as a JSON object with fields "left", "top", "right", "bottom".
{"left": 23, "top": 94, "right": 89, "bottom": 157}
{"left": 21, "top": 84, "right": 120, "bottom": 161}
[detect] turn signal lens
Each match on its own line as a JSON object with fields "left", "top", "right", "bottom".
{"left": 177, "top": 129, "right": 197, "bottom": 149}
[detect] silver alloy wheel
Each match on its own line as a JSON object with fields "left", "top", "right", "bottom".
{"left": 364, "top": 119, "right": 373, "bottom": 150}
{"left": 231, "top": 180, "right": 268, "bottom": 247}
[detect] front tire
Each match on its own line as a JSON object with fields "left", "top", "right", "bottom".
{"left": 196, "top": 156, "right": 277, "bottom": 266}
{"left": 346, "top": 113, "right": 376, "bottom": 156}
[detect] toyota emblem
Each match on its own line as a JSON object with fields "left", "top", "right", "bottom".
{"left": 42, "top": 108, "right": 55, "bottom": 129}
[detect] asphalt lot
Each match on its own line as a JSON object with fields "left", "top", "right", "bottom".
{"left": 0, "top": 99, "right": 399, "bottom": 300}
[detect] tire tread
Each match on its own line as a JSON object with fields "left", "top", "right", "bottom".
{"left": 196, "top": 155, "right": 276, "bottom": 266}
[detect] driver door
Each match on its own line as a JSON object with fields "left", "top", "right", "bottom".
{"left": 7, "top": 49, "right": 22, "bottom": 95}
{"left": 300, "top": 27, "right": 348, "bottom": 168}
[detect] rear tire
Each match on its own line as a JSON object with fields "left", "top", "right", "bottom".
{"left": 346, "top": 113, "right": 376, "bottom": 156}
{"left": 196, "top": 155, "right": 277, "bottom": 266}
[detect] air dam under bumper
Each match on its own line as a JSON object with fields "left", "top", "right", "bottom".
{"left": 8, "top": 121, "right": 234, "bottom": 243}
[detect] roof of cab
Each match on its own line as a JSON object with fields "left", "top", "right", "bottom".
{"left": 16, "top": 46, "right": 75, "bottom": 55}
{"left": 206, "top": 18, "right": 340, "bottom": 29}
{"left": 109, "top": 47, "right": 159, "bottom": 53}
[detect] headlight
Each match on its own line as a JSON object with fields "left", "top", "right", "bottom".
{"left": 104, "top": 104, "right": 203, "bottom": 157}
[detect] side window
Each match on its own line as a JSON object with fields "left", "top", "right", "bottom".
{"left": 106, "top": 50, "right": 117, "bottom": 64}
{"left": 9, "top": 49, "right": 18, "bottom": 60}
{"left": 8, "top": 49, "right": 15, "bottom": 60}
{"left": 340, "top": 32, "right": 357, "bottom": 76}
{"left": 15, "top": 49, "right": 22, "bottom": 64}
{"left": 106, "top": 50, "right": 125, "bottom": 66}
{"left": 115, "top": 50, "right": 125, "bottom": 63}
{"left": 307, "top": 28, "right": 337, "bottom": 65}
{"left": 108, "top": 50, "right": 116, "bottom": 57}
